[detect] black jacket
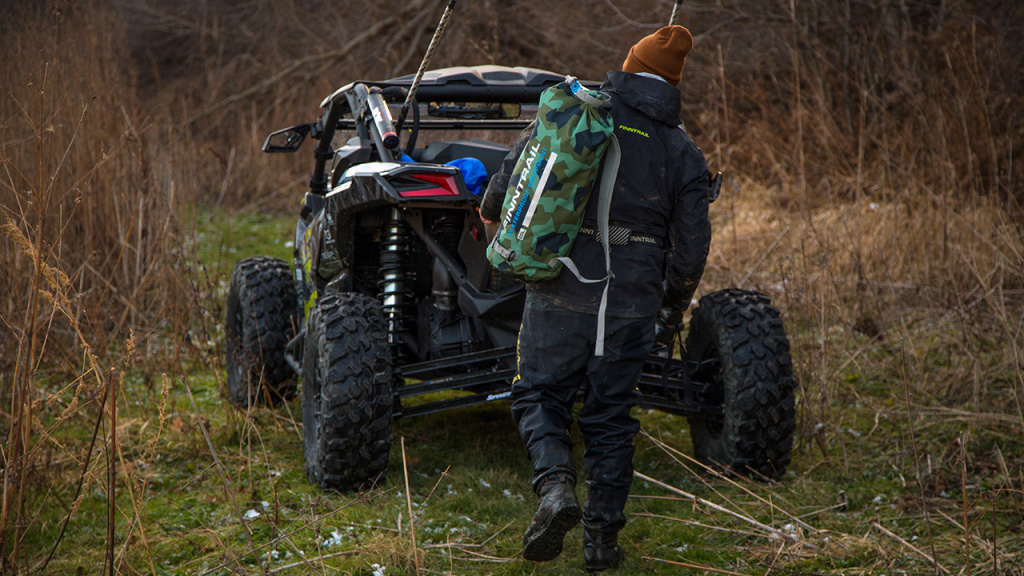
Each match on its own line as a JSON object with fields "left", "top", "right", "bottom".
{"left": 480, "top": 71, "right": 711, "bottom": 318}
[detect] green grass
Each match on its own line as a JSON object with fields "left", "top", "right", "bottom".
{"left": 189, "top": 207, "right": 297, "bottom": 276}
{"left": 19, "top": 210, "right": 1024, "bottom": 576}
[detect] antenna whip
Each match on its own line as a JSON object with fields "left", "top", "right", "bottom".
{"left": 669, "top": 0, "right": 683, "bottom": 25}
{"left": 396, "top": 0, "right": 457, "bottom": 133}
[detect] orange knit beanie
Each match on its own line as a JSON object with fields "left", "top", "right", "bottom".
{"left": 622, "top": 25, "right": 694, "bottom": 85}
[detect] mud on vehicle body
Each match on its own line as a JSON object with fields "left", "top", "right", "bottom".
{"left": 223, "top": 65, "right": 797, "bottom": 491}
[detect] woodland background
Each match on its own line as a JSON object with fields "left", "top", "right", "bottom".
{"left": 1, "top": 0, "right": 1022, "bottom": 574}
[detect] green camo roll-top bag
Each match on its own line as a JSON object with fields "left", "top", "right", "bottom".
{"left": 486, "top": 76, "right": 621, "bottom": 355}
{"left": 486, "top": 76, "right": 618, "bottom": 282}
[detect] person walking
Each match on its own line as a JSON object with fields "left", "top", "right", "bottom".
{"left": 479, "top": 25, "right": 713, "bottom": 572}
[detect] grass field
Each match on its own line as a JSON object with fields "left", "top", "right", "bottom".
{"left": 3, "top": 0, "right": 1023, "bottom": 574}
{"left": 12, "top": 194, "right": 1023, "bottom": 575}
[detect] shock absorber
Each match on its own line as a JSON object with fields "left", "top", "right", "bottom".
{"left": 430, "top": 215, "right": 462, "bottom": 318}
{"left": 379, "top": 207, "right": 411, "bottom": 357}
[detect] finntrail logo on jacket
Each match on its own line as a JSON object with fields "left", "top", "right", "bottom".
{"left": 618, "top": 124, "right": 649, "bottom": 138}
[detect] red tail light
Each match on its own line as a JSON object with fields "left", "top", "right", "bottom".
{"left": 398, "top": 173, "right": 461, "bottom": 198}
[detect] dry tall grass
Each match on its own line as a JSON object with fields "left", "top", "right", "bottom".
{"left": 697, "top": 0, "right": 1023, "bottom": 208}
{"left": 1, "top": 0, "right": 1022, "bottom": 573}
{"left": 0, "top": 4, "right": 187, "bottom": 571}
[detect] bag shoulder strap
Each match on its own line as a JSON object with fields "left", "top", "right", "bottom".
{"left": 552, "top": 133, "right": 620, "bottom": 355}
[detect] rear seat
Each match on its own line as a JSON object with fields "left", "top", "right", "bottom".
{"left": 411, "top": 138, "right": 512, "bottom": 176}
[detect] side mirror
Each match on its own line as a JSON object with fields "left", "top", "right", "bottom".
{"left": 263, "top": 123, "right": 313, "bottom": 153}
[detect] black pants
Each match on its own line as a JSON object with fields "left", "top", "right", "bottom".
{"left": 511, "top": 292, "right": 657, "bottom": 533}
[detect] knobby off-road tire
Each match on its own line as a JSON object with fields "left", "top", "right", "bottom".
{"left": 225, "top": 256, "right": 299, "bottom": 409}
{"left": 685, "top": 289, "right": 796, "bottom": 479}
{"left": 302, "top": 292, "right": 393, "bottom": 491}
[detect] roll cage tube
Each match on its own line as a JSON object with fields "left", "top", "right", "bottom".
{"left": 404, "top": 97, "right": 420, "bottom": 152}
{"left": 310, "top": 83, "right": 402, "bottom": 195}
{"left": 309, "top": 95, "right": 347, "bottom": 196}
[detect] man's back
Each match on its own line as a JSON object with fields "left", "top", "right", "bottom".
{"left": 527, "top": 71, "right": 711, "bottom": 317}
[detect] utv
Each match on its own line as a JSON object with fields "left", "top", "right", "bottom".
{"left": 224, "top": 65, "right": 796, "bottom": 492}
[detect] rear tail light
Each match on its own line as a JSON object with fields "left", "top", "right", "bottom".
{"left": 397, "top": 173, "right": 461, "bottom": 198}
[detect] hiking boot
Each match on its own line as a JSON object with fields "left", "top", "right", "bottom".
{"left": 522, "top": 474, "right": 582, "bottom": 562}
{"left": 583, "top": 529, "right": 624, "bottom": 573}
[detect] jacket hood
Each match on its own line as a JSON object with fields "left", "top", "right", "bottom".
{"left": 601, "top": 71, "right": 681, "bottom": 126}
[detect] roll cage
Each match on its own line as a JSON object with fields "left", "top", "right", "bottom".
{"left": 264, "top": 66, "right": 601, "bottom": 196}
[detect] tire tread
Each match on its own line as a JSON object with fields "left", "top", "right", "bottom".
{"left": 225, "top": 256, "right": 298, "bottom": 408}
{"left": 686, "top": 288, "right": 796, "bottom": 479}
{"left": 303, "top": 292, "right": 393, "bottom": 491}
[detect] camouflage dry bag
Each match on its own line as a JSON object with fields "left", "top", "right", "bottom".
{"left": 486, "top": 76, "right": 620, "bottom": 354}
{"left": 486, "top": 77, "right": 618, "bottom": 282}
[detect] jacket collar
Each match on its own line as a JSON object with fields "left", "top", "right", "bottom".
{"left": 601, "top": 71, "right": 681, "bottom": 126}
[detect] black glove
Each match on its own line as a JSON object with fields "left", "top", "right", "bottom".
{"left": 655, "top": 306, "right": 684, "bottom": 346}
{"left": 658, "top": 306, "right": 683, "bottom": 328}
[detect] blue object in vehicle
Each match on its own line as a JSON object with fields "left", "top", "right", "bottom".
{"left": 401, "top": 153, "right": 487, "bottom": 196}
{"left": 446, "top": 157, "right": 487, "bottom": 196}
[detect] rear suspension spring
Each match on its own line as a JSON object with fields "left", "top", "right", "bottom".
{"left": 379, "top": 208, "right": 412, "bottom": 355}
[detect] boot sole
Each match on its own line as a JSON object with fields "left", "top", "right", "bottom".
{"left": 522, "top": 501, "right": 583, "bottom": 562}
